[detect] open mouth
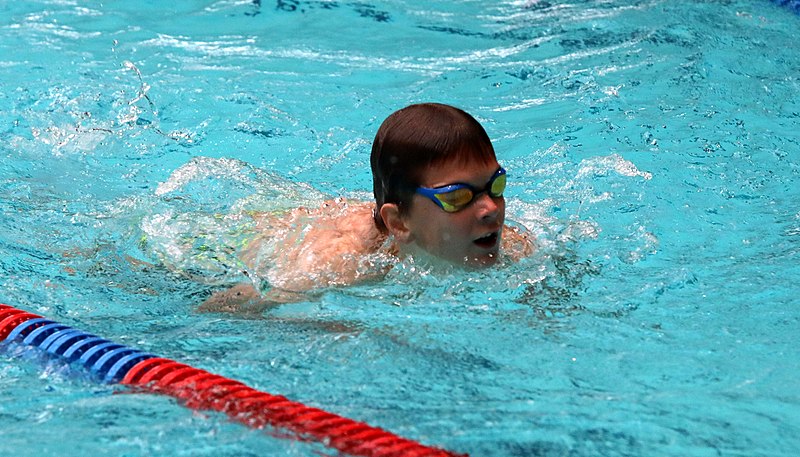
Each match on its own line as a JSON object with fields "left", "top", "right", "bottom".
{"left": 473, "top": 231, "right": 499, "bottom": 249}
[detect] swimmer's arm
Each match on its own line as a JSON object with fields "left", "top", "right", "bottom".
{"left": 196, "top": 283, "right": 307, "bottom": 316}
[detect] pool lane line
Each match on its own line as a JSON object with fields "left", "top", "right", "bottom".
{"left": 772, "top": 0, "right": 800, "bottom": 14}
{"left": 0, "top": 303, "right": 466, "bottom": 457}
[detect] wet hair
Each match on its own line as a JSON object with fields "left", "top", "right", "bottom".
{"left": 370, "top": 103, "right": 497, "bottom": 231}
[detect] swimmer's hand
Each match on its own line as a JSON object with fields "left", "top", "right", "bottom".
{"left": 197, "top": 283, "right": 305, "bottom": 316}
{"left": 502, "top": 224, "right": 536, "bottom": 261}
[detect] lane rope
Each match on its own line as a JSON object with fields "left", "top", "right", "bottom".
{"left": 772, "top": 0, "right": 800, "bottom": 13}
{"left": 0, "top": 303, "right": 466, "bottom": 457}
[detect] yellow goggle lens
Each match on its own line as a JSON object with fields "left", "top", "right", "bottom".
{"left": 490, "top": 173, "right": 506, "bottom": 196}
{"left": 436, "top": 188, "right": 474, "bottom": 212}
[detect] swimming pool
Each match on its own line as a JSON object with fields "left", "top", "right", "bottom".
{"left": 2, "top": 0, "right": 799, "bottom": 455}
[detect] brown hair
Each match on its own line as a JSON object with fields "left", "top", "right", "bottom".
{"left": 370, "top": 103, "right": 497, "bottom": 231}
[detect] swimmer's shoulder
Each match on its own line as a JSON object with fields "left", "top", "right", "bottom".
{"left": 276, "top": 199, "right": 390, "bottom": 290}
{"left": 275, "top": 198, "right": 386, "bottom": 257}
{"left": 326, "top": 199, "right": 387, "bottom": 252}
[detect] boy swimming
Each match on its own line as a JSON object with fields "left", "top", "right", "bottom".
{"left": 198, "top": 103, "right": 534, "bottom": 313}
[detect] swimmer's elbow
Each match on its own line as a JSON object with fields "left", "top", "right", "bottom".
{"left": 196, "top": 283, "right": 276, "bottom": 316}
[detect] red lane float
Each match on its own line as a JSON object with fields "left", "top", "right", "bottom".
{"left": 0, "top": 303, "right": 465, "bottom": 457}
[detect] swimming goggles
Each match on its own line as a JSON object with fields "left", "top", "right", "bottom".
{"left": 416, "top": 167, "right": 507, "bottom": 213}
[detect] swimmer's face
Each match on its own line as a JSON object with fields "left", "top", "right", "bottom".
{"left": 398, "top": 159, "right": 506, "bottom": 267}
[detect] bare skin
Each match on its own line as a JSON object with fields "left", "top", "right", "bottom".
{"left": 197, "top": 200, "right": 393, "bottom": 314}
{"left": 198, "top": 172, "right": 535, "bottom": 315}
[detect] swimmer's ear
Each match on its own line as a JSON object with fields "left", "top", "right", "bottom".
{"left": 379, "top": 203, "right": 413, "bottom": 243}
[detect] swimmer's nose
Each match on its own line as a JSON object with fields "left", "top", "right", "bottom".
{"left": 475, "top": 192, "right": 502, "bottom": 221}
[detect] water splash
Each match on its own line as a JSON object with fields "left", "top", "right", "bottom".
{"left": 141, "top": 156, "right": 327, "bottom": 285}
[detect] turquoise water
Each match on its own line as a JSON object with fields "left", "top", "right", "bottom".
{"left": 2, "top": 1, "right": 799, "bottom": 456}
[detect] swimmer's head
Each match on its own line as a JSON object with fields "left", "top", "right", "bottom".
{"left": 370, "top": 103, "right": 505, "bottom": 267}
{"left": 370, "top": 103, "right": 498, "bottom": 232}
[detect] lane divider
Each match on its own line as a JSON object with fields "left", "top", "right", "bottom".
{"left": 772, "top": 0, "right": 800, "bottom": 14}
{"left": 0, "top": 303, "right": 465, "bottom": 457}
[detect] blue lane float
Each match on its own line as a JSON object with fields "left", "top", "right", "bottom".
{"left": 2, "top": 315, "right": 154, "bottom": 383}
{"left": 772, "top": 0, "right": 800, "bottom": 13}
